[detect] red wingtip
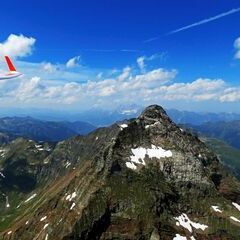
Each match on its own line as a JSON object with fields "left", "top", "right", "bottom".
{"left": 5, "top": 56, "right": 16, "bottom": 72}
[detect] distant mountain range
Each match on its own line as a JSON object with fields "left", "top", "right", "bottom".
{"left": 166, "top": 109, "right": 240, "bottom": 125}
{"left": 78, "top": 108, "right": 240, "bottom": 126}
{"left": 0, "top": 117, "right": 95, "bottom": 143}
{"left": 186, "top": 120, "right": 240, "bottom": 149}
{"left": 0, "top": 110, "right": 239, "bottom": 152}
{"left": 1, "top": 106, "right": 240, "bottom": 126}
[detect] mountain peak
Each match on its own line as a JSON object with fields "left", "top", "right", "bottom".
{"left": 139, "top": 105, "right": 168, "bottom": 120}
{"left": 138, "top": 105, "right": 173, "bottom": 128}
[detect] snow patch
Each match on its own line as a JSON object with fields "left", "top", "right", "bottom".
{"left": 6, "top": 196, "right": 10, "bottom": 208}
{"left": 35, "top": 144, "right": 44, "bottom": 151}
{"left": 126, "top": 162, "right": 137, "bottom": 170}
{"left": 230, "top": 216, "right": 240, "bottom": 223}
{"left": 40, "top": 216, "right": 47, "bottom": 221}
{"left": 119, "top": 124, "right": 128, "bottom": 129}
{"left": 25, "top": 221, "right": 29, "bottom": 225}
{"left": 25, "top": 193, "right": 37, "bottom": 203}
{"left": 131, "top": 145, "right": 172, "bottom": 162}
{"left": 126, "top": 144, "right": 172, "bottom": 170}
{"left": 174, "top": 213, "right": 208, "bottom": 233}
{"left": 7, "top": 231, "right": 12, "bottom": 235}
{"left": 0, "top": 149, "right": 6, "bottom": 157}
{"left": 45, "top": 233, "right": 49, "bottom": 240}
{"left": 211, "top": 206, "right": 222, "bottom": 213}
{"left": 95, "top": 137, "right": 99, "bottom": 140}
{"left": 0, "top": 171, "right": 5, "bottom": 178}
{"left": 66, "top": 192, "right": 77, "bottom": 201}
{"left": 43, "top": 223, "right": 49, "bottom": 230}
{"left": 173, "top": 234, "right": 187, "bottom": 240}
{"left": 145, "top": 122, "right": 159, "bottom": 129}
{"left": 44, "top": 157, "right": 50, "bottom": 164}
{"left": 70, "top": 202, "right": 76, "bottom": 210}
{"left": 232, "top": 202, "right": 240, "bottom": 212}
{"left": 65, "top": 161, "right": 71, "bottom": 168}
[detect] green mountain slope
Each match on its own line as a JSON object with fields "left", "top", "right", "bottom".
{"left": 189, "top": 121, "right": 240, "bottom": 149}
{"left": 201, "top": 137, "right": 240, "bottom": 180}
{"left": 0, "top": 117, "right": 96, "bottom": 143}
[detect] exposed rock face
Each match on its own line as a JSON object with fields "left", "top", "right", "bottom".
{"left": 0, "top": 105, "right": 240, "bottom": 239}
{"left": 114, "top": 105, "right": 216, "bottom": 184}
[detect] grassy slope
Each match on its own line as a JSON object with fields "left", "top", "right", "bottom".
{"left": 201, "top": 137, "right": 240, "bottom": 180}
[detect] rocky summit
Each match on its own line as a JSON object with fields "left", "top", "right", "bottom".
{"left": 0, "top": 105, "right": 240, "bottom": 240}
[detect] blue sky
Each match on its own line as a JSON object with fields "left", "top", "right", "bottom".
{"left": 0, "top": 0, "right": 240, "bottom": 112}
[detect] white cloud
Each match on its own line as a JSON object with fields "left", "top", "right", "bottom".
{"left": 17, "top": 60, "right": 97, "bottom": 83}
{"left": 219, "top": 88, "right": 240, "bottom": 102}
{"left": 0, "top": 58, "right": 239, "bottom": 110}
{"left": 0, "top": 34, "right": 36, "bottom": 58}
{"left": 137, "top": 56, "right": 145, "bottom": 71}
{"left": 7, "top": 67, "right": 177, "bottom": 105}
{"left": 146, "top": 78, "right": 225, "bottom": 101}
{"left": 1, "top": 69, "right": 240, "bottom": 107}
{"left": 131, "top": 68, "right": 177, "bottom": 89}
{"left": 42, "top": 62, "right": 57, "bottom": 73}
{"left": 98, "top": 86, "right": 116, "bottom": 97}
{"left": 13, "top": 77, "right": 44, "bottom": 101}
{"left": 136, "top": 53, "right": 167, "bottom": 71}
{"left": 97, "top": 72, "right": 103, "bottom": 79}
{"left": 234, "top": 37, "right": 240, "bottom": 59}
{"left": 117, "top": 66, "right": 131, "bottom": 81}
{"left": 66, "top": 56, "right": 81, "bottom": 68}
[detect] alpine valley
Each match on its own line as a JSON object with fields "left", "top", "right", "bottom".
{"left": 0, "top": 105, "right": 240, "bottom": 240}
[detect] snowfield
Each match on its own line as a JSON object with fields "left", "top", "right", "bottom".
{"left": 174, "top": 213, "right": 208, "bottom": 233}
{"left": 126, "top": 144, "right": 172, "bottom": 169}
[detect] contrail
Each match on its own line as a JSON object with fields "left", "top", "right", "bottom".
{"left": 168, "top": 7, "right": 240, "bottom": 35}
{"left": 144, "top": 7, "right": 240, "bottom": 42}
